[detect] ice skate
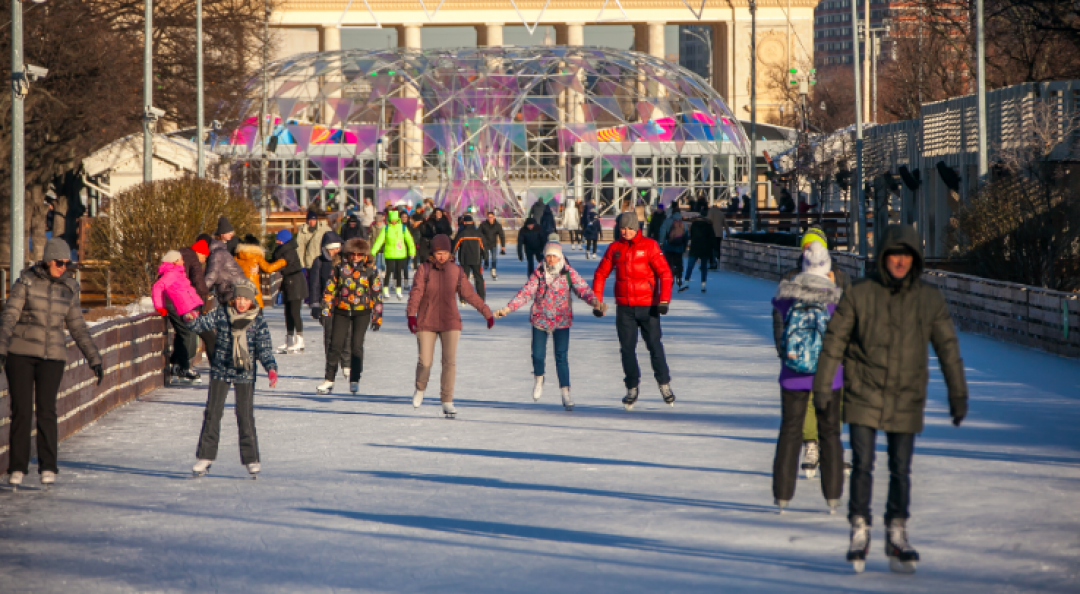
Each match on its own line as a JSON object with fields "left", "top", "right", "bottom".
{"left": 659, "top": 383, "right": 675, "bottom": 407}
{"left": 412, "top": 389, "right": 424, "bottom": 409}
{"left": 276, "top": 335, "right": 293, "bottom": 354}
{"left": 8, "top": 470, "right": 24, "bottom": 491}
{"left": 622, "top": 386, "right": 640, "bottom": 411}
{"left": 491, "top": 268, "right": 498, "bottom": 281}
{"left": 442, "top": 401, "right": 457, "bottom": 418}
{"left": 678, "top": 280, "right": 689, "bottom": 292}
{"left": 532, "top": 376, "right": 544, "bottom": 401}
{"left": 170, "top": 365, "right": 194, "bottom": 385}
{"left": 774, "top": 498, "right": 790, "bottom": 514}
{"left": 246, "top": 462, "right": 261, "bottom": 479}
{"left": 561, "top": 387, "right": 574, "bottom": 411}
{"left": 181, "top": 368, "right": 201, "bottom": 384}
{"left": 40, "top": 470, "right": 56, "bottom": 489}
{"left": 801, "top": 440, "right": 820, "bottom": 479}
{"left": 827, "top": 499, "right": 840, "bottom": 515}
{"left": 395, "top": 287, "right": 403, "bottom": 301}
{"left": 342, "top": 367, "right": 351, "bottom": 380}
{"left": 886, "top": 518, "right": 920, "bottom": 574}
{"left": 350, "top": 381, "right": 360, "bottom": 394}
{"left": 316, "top": 380, "right": 334, "bottom": 395}
{"left": 845, "top": 461, "right": 852, "bottom": 477}
{"left": 287, "top": 335, "right": 305, "bottom": 354}
{"left": 192, "top": 459, "right": 212, "bottom": 477}
{"left": 847, "top": 516, "right": 871, "bottom": 573}
{"left": 382, "top": 287, "right": 390, "bottom": 298}
{"left": 701, "top": 281, "right": 706, "bottom": 293}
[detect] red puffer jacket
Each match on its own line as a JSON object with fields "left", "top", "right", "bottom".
{"left": 593, "top": 233, "right": 673, "bottom": 306}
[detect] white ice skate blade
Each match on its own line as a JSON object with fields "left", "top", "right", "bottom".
{"left": 851, "top": 560, "right": 865, "bottom": 573}
{"left": 889, "top": 558, "right": 917, "bottom": 574}
{"left": 804, "top": 468, "right": 818, "bottom": 479}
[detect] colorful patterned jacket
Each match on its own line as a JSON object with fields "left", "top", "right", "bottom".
{"left": 505, "top": 264, "right": 599, "bottom": 331}
{"left": 321, "top": 261, "right": 383, "bottom": 328}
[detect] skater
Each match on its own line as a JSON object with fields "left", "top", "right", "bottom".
{"left": 180, "top": 235, "right": 217, "bottom": 359}
{"left": 453, "top": 214, "right": 486, "bottom": 301}
{"left": 647, "top": 203, "right": 666, "bottom": 241}
{"left": 581, "top": 214, "right": 601, "bottom": 260}
{"left": 341, "top": 212, "right": 365, "bottom": 242}
{"left": 215, "top": 215, "right": 239, "bottom": 255}
{"left": 315, "top": 239, "right": 383, "bottom": 395}
{"left": 309, "top": 231, "right": 352, "bottom": 378}
{"left": 0, "top": 239, "right": 103, "bottom": 489}
{"left": 658, "top": 204, "right": 688, "bottom": 291}
{"left": 152, "top": 250, "right": 206, "bottom": 384}
{"left": 359, "top": 197, "right": 376, "bottom": 237}
{"left": 371, "top": 209, "right": 416, "bottom": 301}
{"left": 273, "top": 229, "right": 309, "bottom": 354}
{"left": 406, "top": 234, "right": 494, "bottom": 417}
{"left": 529, "top": 197, "right": 557, "bottom": 237}
{"left": 409, "top": 213, "right": 433, "bottom": 278}
{"left": 494, "top": 241, "right": 604, "bottom": 411}
{"left": 189, "top": 280, "right": 278, "bottom": 478}
{"left": 813, "top": 224, "right": 968, "bottom": 574}
{"left": 204, "top": 230, "right": 247, "bottom": 305}
{"left": 234, "top": 235, "right": 287, "bottom": 310}
{"left": 517, "top": 217, "right": 547, "bottom": 273}
{"left": 296, "top": 209, "right": 331, "bottom": 272}
{"left": 431, "top": 207, "right": 453, "bottom": 237}
{"left": 562, "top": 199, "right": 581, "bottom": 250}
{"left": 770, "top": 242, "right": 845, "bottom": 514}
{"left": 685, "top": 214, "right": 716, "bottom": 293}
{"left": 592, "top": 213, "right": 675, "bottom": 410}
{"left": 707, "top": 199, "right": 727, "bottom": 269}
{"left": 479, "top": 211, "right": 506, "bottom": 280}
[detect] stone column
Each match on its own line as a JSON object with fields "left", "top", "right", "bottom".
{"left": 647, "top": 22, "right": 665, "bottom": 59}
{"left": 711, "top": 22, "right": 729, "bottom": 102}
{"left": 477, "top": 23, "right": 503, "bottom": 47}
{"left": 318, "top": 25, "right": 341, "bottom": 52}
{"left": 399, "top": 25, "right": 423, "bottom": 169}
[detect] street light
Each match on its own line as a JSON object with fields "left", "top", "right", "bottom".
{"left": 749, "top": 0, "right": 758, "bottom": 232}
{"left": 143, "top": 0, "right": 153, "bottom": 183}
{"left": 851, "top": 0, "right": 867, "bottom": 256}
{"left": 196, "top": 0, "right": 204, "bottom": 177}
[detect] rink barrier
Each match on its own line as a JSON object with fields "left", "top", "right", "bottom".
{"left": 720, "top": 239, "right": 1080, "bottom": 359}
{"left": 0, "top": 314, "right": 168, "bottom": 472}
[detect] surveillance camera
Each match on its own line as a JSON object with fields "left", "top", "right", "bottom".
{"left": 145, "top": 105, "right": 166, "bottom": 121}
{"left": 211, "top": 120, "right": 223, "bottom": 130}
{"left": 24, "top": 64, "right": 47, "bottom": 81}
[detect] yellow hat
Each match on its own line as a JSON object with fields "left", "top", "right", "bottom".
{"left": 800, "top": 228, "right": 828, "bottom": 250}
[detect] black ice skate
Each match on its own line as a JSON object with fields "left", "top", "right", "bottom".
{"left": 801, "top": 440, "right": 820, "bottom": 479}
{"left": 622, "top": 386, "right": 640, "bottom": 411}
{"left": 659, "top": 384, "right": 675, "bottom": 407}
{"left": 847, "top": 516, "right": 871, "bottom": 573}
{"left": 886, "top": 518, "right": 920, "bottom": 574}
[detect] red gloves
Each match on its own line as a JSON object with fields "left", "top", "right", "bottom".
{"left": 156, "top": 308, "right": 168, "bottom": 317}
{"left": 407, "top": 316, "right": 418, "bottom": 334}
{"left": 268, "top": 370, "right": 278, "bottom": 388}
{"left": 487, "top": 317, "right": 494, "bottom": 329}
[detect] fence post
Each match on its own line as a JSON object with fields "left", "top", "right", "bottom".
{"left": 106, "top": 269, "right": 112, "bottom": 308}
{"left": 1064, "top": 300, "right": 1070, "bottom": 340}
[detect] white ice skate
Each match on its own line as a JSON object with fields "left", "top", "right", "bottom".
{"left": 342, "top": 367, "right": 351, "bottom": 380}
{"left": 847, "top": 516, "right": 871, "bottom": 573}
{"left": 8, "top": 470, "right": 24, "bottom": 490}
{"left": 276, "top": 335, "right": 293, "bottom": 354}
{"left": 701, "top": 281, "right": 706, "bottom": 293}
{"left": 246, "top": 462, "right": 261, "bottom": 479}
{"left": 382, "top": 287, "right": 390, "bottom": 299}
{"left": 316, "top": 380, "right": 334, "bottom": 395}
{"left": 532, "top": 376, "right": 544, "bottom": 401}
{"left": 192, "top": 459, "right": 212, "bottom": 477}
{"left": 774, "top": 498, "right": 790, "bottom": 515}
{"left": 491, "top": 268, "right": 498, "bottom": 281}
{"left": 442, "top": 401, "right": 457, "bottom": 418}
{"left": 659, "top": 383, "right": 675, "bottom": 407}
{"left": 395, "top": 287, "right": 403, "bottom": 301}
{"left": 412, "top": 389, "right": 424, "bottom": 409}
{"left": 827, "top": 499, "right": 840, "bottom": 515}
{"left": 287, "top": 335, "right": 305, "bottom": 354}
{"left": 802, "top": 440, "right": 820, "bottom": 479}
{"left": 350, "top": 381, "right": 359, "bottom": 394}
{"left": 561, "top": 387, "right": 574, "bottom": 411}
{"left": 40, "top": 470, "right": 56, "bottom": 489}
{"left": 622, "top": 386, "right": 640, "bottom": 411}
{"left": 886, "top": 519, "right": 920, "bottom": 574}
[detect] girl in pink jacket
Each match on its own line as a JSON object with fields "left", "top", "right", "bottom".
{"left": 153, "top": 251, "right": 204, "bottom": 322}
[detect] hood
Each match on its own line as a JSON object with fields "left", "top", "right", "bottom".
{"left": 234, "top": 243, "right": 265, "bottom": 260}
{"left": 775, "top": 273, "right": 843, "bottom": 304}
{"left": 388, "top": 210, "right": 400, "bottom": 223}
{"left": 342, "top": 238, "right": 370, "bottom": 258}
{"left": 523, "top": 217, "right": 538, "bottom": 230}
{"left": 345, "top": 214, "right": 360, "bottom": 226}
{"left": 874, "top": 224, "right": 923, "bottom": 286}
{"left": 157, "top": 261, "right": 185, "bottom": 278}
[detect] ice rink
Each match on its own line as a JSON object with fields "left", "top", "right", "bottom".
{"left": 1, "top": 248, "right": 1078, "bottom": 593}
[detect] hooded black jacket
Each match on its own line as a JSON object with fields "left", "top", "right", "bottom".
{"left": 517, "top": 219, "right": 547, "bottom": 259}
{"left": 307, "top": 230, "right": 343, "bottom": 314}
{"left": 453, "top": 223, "right": 485, "bottom": 266}
{"left": 272, "top": 238, "right": 309, "bottom": 302}
{"left": 688, "top": 217, "right": 716, "bottom": 259}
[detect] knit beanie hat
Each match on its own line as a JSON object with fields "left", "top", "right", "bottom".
{"left": 616, "top": 212, "right": 637, "bottom": 230}
{"left": 215, "top": 216, "right": 234, "bottom": 236}
{"left": 802, "top": 242, "right": 832, "bottom": 278}
{"left": 801, "top": 227, "right": 828, "bottom": 251}
{"left": 233, "top": 280, "right": 257, "bottom": 303}
{"left": 306, "top": 208, "right": 321, "bottom": 221}
{"left": 431, "top": 234, "right": 452, "bottom": 253}
{"left": 462, "top": 214, "right": 473, "bottom": 223}
{"left": 544, "top": 241, "right": 563, "bottom": 258}
{"left": 276, "top": 229, "right": 292, "bottom": 243}
{"left": 161, "top": 250, "right": 183, "bottom": 264}
{"left": 191, "top": 239, "right": 210, "bottom": 257}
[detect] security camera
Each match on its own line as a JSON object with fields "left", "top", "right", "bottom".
{"left": 145, "top": 105, "right": 166, "bottom": 121}
{"left": 211, "top": 120, "right": 223, "bottom": 130}
{"left": 24, "top": 64, "right": 48, "bottom": 81}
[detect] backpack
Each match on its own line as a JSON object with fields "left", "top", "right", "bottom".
{"left": 667, "top": 219, "right": 686, "bottom": 246}
{"left": 781, "top": 301, "right": 831, "bottom": 374}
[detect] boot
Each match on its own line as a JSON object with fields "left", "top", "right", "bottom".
{"left": 412, "top": 389, "right": 424, "bottom": 409}
{"left": 40, "top": 470, "right": 56, "bottom": 485}
{"left": 701, "top": 281, "right": 706, "bottom": 293}
{"left": 622, "top": 385, "right": 640, "bottom": 411}
{"left": 561, "top": 386, "right": 573, "bottom": 411}
{"left": 246, "top": 462, "right": 261, "bottom": 477}
{"left": 847, "top": 516, "right": 871, "bottom": 573}
{"left": 659, "top": 383, "right": 675, "bottom": 406}
{"left": 491, "top": 268, "right": 498, "bottom": 281}
{"left": 382, "top": 287, "right": 390, "bottom": 298}
{"left": 316, "top": 380, "right": 334, "bottom": 395}
{"left": 192, "top": 459, "right": 213, "bottom": 477}
{"left": 827, "top": 499, "right": 840, "bottom": 515}
{"left": 276, "top": 335, "right": 293, "bottom": 354}
{"left": 287, "top": 334, "right": 305, "bottom": 354}
{"left": 886, "top": 518, "right": 920, "bottom": 573}
{"left": 442, "top": 401, "right": 457, "bottom": 418}
{"left": 532, "top": 376, "right": 544, "bottom": 401}
{"left": 774, "top": 498, "right": 790, "bottom": 514}
{"left": 802, "top": 440, "right": 820, "bottom": 479}
{"left": 395, "top": 287, "right": 403, "bottom": 301}
{"left": 8, "top": 471, "right": 24, "bottom": 486}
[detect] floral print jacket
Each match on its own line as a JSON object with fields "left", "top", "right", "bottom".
{"left": 322, "top": 262, "right": 383, "bottom": 328}
{"left": 505, "top": 264, "right": 599, "bottom": 331}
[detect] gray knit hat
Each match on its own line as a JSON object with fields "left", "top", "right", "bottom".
{"left": 43, "top": 238, "right": 70, "bottom": 262}
{"left": 616, "top": 212, "right": 637, "bottom": 231}
{"left": 232, "top": 280, "right": 257, "bottom": 303}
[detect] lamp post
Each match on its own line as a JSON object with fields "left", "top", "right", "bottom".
{"left": 143, "top": 0, "right": 153, "bottom": 182}
{"left": 976, "top": 0, "right": 988, "bottom": 184}
{"left": 10, "top": 0, "right": 25, "bottom": 277}
{"left": 196, "top": 0, "right": 204, "bottom": 177}
{"left": 851, "top": 0, "right": 866, "bottom": 256}
{"left": 749, "top": 0, "right": 758, "bottom": 232}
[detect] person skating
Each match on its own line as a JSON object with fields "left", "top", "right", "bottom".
{"left": 340, "top": 212, "right": 365, "bottom": 242}
{"left": 309, "top": 231, "right": 352, "bottom": 378}
{"left": 409, "top": 213, "right": 433, "bottom": 280}
{"left": 0, "top": 239, "right": 103, "bottom": 489}
{"left": 453, "top": 214, "right": 487, "bottom": 301}
{"left": 562, "top": 199, "right": 581, "bottom": 250}
{"left": 592, "top": 213, "right": 675, "bottom": 410}
{"left": 215, "top": 215, "right": 239, "bottom": 255}
{"left": 406, "top": 235, "right": 494, "bottom": 417}
{"left": 431, "top": 208, "right": 453, "bottom": 237}
{"left": 529, "top": 197, "right": 557, "bottom": 237}
{"left": 770, "top": 242, "right": 845, "bottom": 515}
{"left": 234, "top": 235, "right": 287, "bottom": 310}
{"left": 494, "top": 241, "right": 604, "bottom": 411}
{"left": 657, "top": 204, "right": 688, "bottom": 291}
{"left": 272, "top": 229, "right": 309, "bottom": 354}
{"left": 296, "top": 209, "right": 331, "bottom": 274}
{"left": 517, "top": 217, "right": 547, "bottom": 273}
{"left": 316, "top": 239, "right": 383, "bottom": 395}
{"left": 581, "top": 214, "right": 601, "bottom": 260}
{"left": 204, "top": 230, "right": 247, "bottom": 305}
{"left": 152, "top": 250, "right": 206, "bottom": 384}
{"left": 188, "top": 280, "right": 278, "bottom": 478}
{"left": 479, "top": 211, "right": 506, "bottom": 280}
{"left": 371, "top": 209, "right": 416, "bottom": 301}
{"left": 685, "top": 215, "right": 716, "bottom": 293}
{"left": 706, "top": 199, "right": 727, "bottom": 270}
{"left": 646, "top": 203, "right": 666, "bottom": 240}
{"left": 812, "top": 224, "right": 968, "bottom": 574}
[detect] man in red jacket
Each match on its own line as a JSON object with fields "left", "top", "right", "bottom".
{"left": 593, "top": 213, "right": 675, "bottom": 410}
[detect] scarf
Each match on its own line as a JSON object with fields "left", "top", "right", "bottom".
{"left": 227, "top": 305, "right": 259, "bottom": 370}
{"left": 543, "top": 254, "right": 565, "bottom": 286}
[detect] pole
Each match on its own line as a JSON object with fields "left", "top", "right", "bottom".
{"left": 196, "top": 0, "right": 205, "bottom": 178}
{"left": 10, "top": 0, "right": 24, "bottom": 277}
{"left": 143, "top": 0, "right": 153, "bottom": 183}
{"left": 862, "top": 0, "right": 870, "bottom": 124}
{"left": 259, "top": 0, "right": 270, "bottom": 236}
{"left": 976, "top": 0, "right": 988, "bottom": 183}
{"left": 852, "top": 0, "right": 867, "bottom": 256}
{"left": 871, "top": 34, "right": 877, "bottom": 123}
{"left": 749, "top": 0, "right": 758, "bottom": 232}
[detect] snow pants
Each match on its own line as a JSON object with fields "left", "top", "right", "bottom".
{"left": 772, "top": 388, "right": 844, "bottom": 502}
{"left": 325, "top": 310, "right": 370, "bottom": 383}
{"left": 415, "top": 330, "right": 460, "bottom": 402}
{"left": 531, "top": 327, "right": 570, "bottom": 387}
{"left": 615, "top": 305, "right": 671, "bottom": 389}
{"left": 321, "top": 313, "right": 351, "bottom": 372}
{"left": 848, "top": 424, "right": 916, "bottom": 525}
{"left": 196, "top": 379, "right": 259, "bottom": 465}
{"left": 5, "top": 355, "right": 66, "bottom": 474}
{"left": 462, "top": 263, "right": 485, "bottom": 300}
{"left": 168, "top": 312, "right": 198, "bottom": 370}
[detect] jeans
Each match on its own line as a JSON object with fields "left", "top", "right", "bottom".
{"left": 5, "top": 354, "right": 66, "bottom": 474}
{"left": 531, "top": 327, "right": 570, "bottom": 387}
{"left": 485, "top": 246, "right": 499, "bottom": 271}
{"left": 196, "top": 379, "right": 259, "bottom": 464}
{"left": 326, "top": 310, "right": 371, "bottom": 382}
{"left": 615, "top": 305, "right": 671, "bottom": 388}
{"left": 685, "top": 255, "right": 708, "bottom": 283}
{"left": 523, "top": 250, "right": 541, "bottom": 276}
{"left": 463, "top": 263, "right": 485, "bottom": 300}
{"left": 772, "top": 389, "right": 844, "bottom": 502}
{"left": 168, "top": 312, "right": 199, "bottom": 370}
{"left": 848, "top": 423, "right": 916, "bottom": 525}
{"left": 585, "top": 239, "right": 597, "bottom": 255}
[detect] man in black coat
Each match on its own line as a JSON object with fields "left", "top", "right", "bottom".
{"left": 684, "top": 215, "right": 716, "bottom": 292}
{"left": 478, "top": 211, "right": 506, "bottom": 281}
{"left": 452, "top": 215, "right": 486, "bottom": 300}
{"left": 273, "top": 229, "right": 309, "bottom": 354}
{"left": 647, "top": 204, "right": 667, "bottom": 240}
{"left": 517, "top": 217, "right": 547, "bottom": 274}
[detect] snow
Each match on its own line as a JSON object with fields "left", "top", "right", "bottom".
{"left": 2, "top": 248, "right": 1078, "bottom": 592}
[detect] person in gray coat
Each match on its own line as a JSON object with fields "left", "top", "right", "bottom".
{"left": 0, "top": 238, "right": 103, "bottom": 488}
{"left": 204, "top": 236, "right": 246, "bottom": 304}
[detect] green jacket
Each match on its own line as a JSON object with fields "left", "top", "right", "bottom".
{"left": 812, "top": 225, "right": 968, "bottom": 433}
{"left": 372, "top": 216, "right": 416, "bottom": 260}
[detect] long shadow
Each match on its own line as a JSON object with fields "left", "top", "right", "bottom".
{"left": 60, "top": 461, "right": 206, "bottom": 481}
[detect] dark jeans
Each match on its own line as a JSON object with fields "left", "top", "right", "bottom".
{"left": 5, "top": 355, "right": 66, "bottom": 474}
{"left": 772, "top": 388, "right": 844, "bottom": 502}
{"left": 685, "top": 255, "right": 708, "bottom": 283}
{"left": 532, "top": 327, "right": 570, "bottom": 387}
{"left": 385, "top": 258, "right": 406, "bottom": 290}
{"left": 485, "top": 246, "right": 499, "bottom": 270}
{"left": 615, "top": 305, "right": 671, "bottom": 388}
{"left": 321, "top": 313, "right": 351, "bottom": 371}
{"left": 664, "top": 251, "right": 684, "bottom": 283}
{"left": 168, "top": 312, "right": 198, "bottom": 370}
{"left": 848, "top": 423, "right": 916, "bottom": 525}
{"left": 585, "top": 239, "right": 597, "bottom": 254}
{"left": 463, "top": 263, "right": 485, "bottom": 300}
{"left": 284, "top": 299, "right": 303, "bottom": 335}
{"left": 326, "top": 310, "right": 370, "bottom": 382}
{"left": 196, "top": 379, "right": 259, "bottom": 464}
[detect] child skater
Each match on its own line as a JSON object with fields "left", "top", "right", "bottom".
{"left": 315, "top": 238, "right": 383, "bottom": 395}
{"left": 152, "top": 250, "right": 205, "bottom": 383}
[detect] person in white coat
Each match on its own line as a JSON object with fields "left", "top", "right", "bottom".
{"left": 563, "top": 198, "right": 581, "bottom": 250}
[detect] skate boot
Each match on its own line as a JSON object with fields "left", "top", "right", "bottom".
{"left": 350, "top": 381, "right": 360, "bottom": 394}
{"left": 844, "top": 461, "right": 852, "bottom": 477}
{"left": 561, "top": 387, "right": 574, "bottom": 411}
{"left": 622, "top": 386, "right": 640, "bottom": 411}
{"left": 182, "top": 368, "right": 201, "bottom": 384}
{"left": 847, "top": 516, "right": 871, "bottom": 573}
{"left": 886, "top": 518, "right": 920, "bottom": 574}
{"left": 395, "top": 287, "right": 403, "bottom": 301}
{"left": 827, "top": 499, "right": 841, "bottom": 515}
{"left": 40, "top": 470, "right": 56, "bottom": 489}
{"left": 442, "top": 401, "right": 457, "bottom": 418}
{"left": 8, "top": 470, "right": 24, "bottom": 490}
{"left": 491, "top": 268, "right": 498, "bottom": 281}
{"left": 316, "top": 380, "right": 334, "bottom": 395}
{"left": 412, "top": 389, "right": 424, "bottom": 409}
{"left": 276, "top": 335, "right": 293, "bottom": 354}
{"left": 774, "top": 498, "right": 790, "bottom": 514}
{"left": 246, "top": 462, "right": 261, "bottom": 479}
{"left": 192, "top": 459, "right": 213, "bottom": 477}
{"left": 801, "top": 440, "right": 820, "bottom": 479}
{"left": 678, "top": 279, "right": 689, "bottom": 292}
{"left": 532, "top": 376, "right": 544, "bottom": 401}
{"left": 701, "top": 281, "right": 706, "bottom": 293}
{"left": 659, "top": 384, "right": 675, "bottom": 407}
{"left": 287, "top": 334, "right": 305, "bottom": 354}
{"left": 382, "top": 287, "right": 390, "bottom": 299}
{"left": 342, "top": 367, "right": 351, "bottom": 380}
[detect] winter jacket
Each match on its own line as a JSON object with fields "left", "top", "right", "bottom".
{"left": 812, "top": 224, "right": 968, "bottom": 433}
{"left": 562, "top": 201, "right": 580, "bottom": 230}
{"left": 517, "top": 220, "right": 547, "bottom": 259}
{"left": 505, "top": 264, "right": 599, "bottom": 331}
{"left": 189, "top": 305, "right": 277, "bottom": 384}
{"left": 432, "top": 215, "right": 453, "bottom": 237}
{"left": 179, "top": 246, "right": 209, "bottom": 302}
{"left": 593, "top": 233, "right": 673, "bottom": 307}
{"left": 582, "top": 202, "right": 597, "bottom": 226}
{"left": 582, "top": 218, "right": 601, "bottom": 241}
{"left": 272, "top": 238, "right": 308, "bottom": 303}
{"left": 658, "top": 213, "right": 687, "bottom": 254}
{"left": 707, "top": 205, "right": 727, "bottom": 238}
{"left": 453, "top": 225, "right": 485, "bottom": 266}
{"left": 372, "top": 217, "right": 416, "bottom": 260}
{"left": 340, "top": 215, "right": 365, "bottom": 242}
{"left": 647, "top": 211, "right": 667, "bottom": 240}
{"left": 359, "top": 203, "right": 375, "bottom": 227}
{"left": 296, "top": 220, "right": 331, "bottom": 269}
{"left": 152, "top": 262, "right": 204, "bottom": 318}
{"left": 407, "top": 257, "right": 492, "bottom": 333}
{"left": 688, "top": 218, "right": 716, "bottom": 259}
{"left": 772, "top": 262, "right": 852, "bottom": 357}
{"left": 307, "top": 231, "right": 342, "bottom": 312}
{"left": 233, "top": 244, "right": 287, "bottom": 309}
{"left": 772, "top": 273, "right": 844, "bottom": 391}
{"left": 479, "top": 219, "right": 506, "bottom": 250}
{"left": 410, "top": 222, "right": 433, "bottom": 263}
{"left": 322, "top": 260, "right": 383, "bottom": 328}
{"left": 204, "top": 238, "right": 247, "bottom": 304}
{"left": 0, "top": 264, "right": 101, "bottom": 366}
{"left": 530, "top": 201, "right": 557, "bottom": 236}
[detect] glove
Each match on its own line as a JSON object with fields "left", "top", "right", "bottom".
{"left": 92, "top": 364, "right": 104, "bottom": 386}
{"left": 268, "top": 369, "right": 278, "bottom": 388}
{"left": 310, "top": 307, "right": 320, "bottom": 320}
{"left": 950, "top": 401, "right": 967, "bottom": 427}
{"left": 408, "top": 315, "right": 418, "bottom": 334}
{"left": 487, "top": 317, "right": 495, "bottom": 329}
{"left": 592, "top": 302, "right": 607, "bottom": 317}
{"left": 156, "top": 308, "right": 168, "bottom": 317}
{"left": 657, "top": 302, "right": 670, "bottom": 315}
{"left": 494, "top": 307, "right": 510, "bottom": 319}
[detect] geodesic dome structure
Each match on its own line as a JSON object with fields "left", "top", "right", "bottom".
{"left": 219, "top": 46, "right": 751, "bottom": 215}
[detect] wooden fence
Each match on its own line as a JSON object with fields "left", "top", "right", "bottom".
{"left": 720, "top": 239, "right": 1080, "bottom": 358}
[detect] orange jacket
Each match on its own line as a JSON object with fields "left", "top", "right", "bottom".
{"left": 233, "top": 243, "right": 286, "bottom": 308}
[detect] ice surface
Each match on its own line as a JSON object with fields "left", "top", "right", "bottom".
{"left": 1, "top": 249, "right": 1078, "bottom": 593}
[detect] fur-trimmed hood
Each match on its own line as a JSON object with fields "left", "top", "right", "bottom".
{"left": 774, "top": 272, "right": 843, "bottom": 304}
{"left": 343, "top": 237, "right": 370, "bottom": 257}
{"left": 233, "top": 243, "right": 266, "bottom": 261}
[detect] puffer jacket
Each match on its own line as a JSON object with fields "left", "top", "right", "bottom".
{"left": 296, "top": 220, "right": 331, "bottom": 268}
{"left": 453, "top": 224, "right": 485, "bottom": 266}
{"left": 772, "top": 273, "right": 844, "bottom": 391}
{"left": 0, "top": 264, "right": 101, "bottom": 366}
{"left": 204, "top": 238, "right": 246, "bottom": 303}
{"left": 812, "top": 224, "right": 968, "bottom": 433}
{"left": 406, "top": 255, "right": 492, "bottom": 333}
{"left": 593, "top": 233, "right": 673, "bottom": 307}
{"left": 371, "top": 212, "right": 415, "bottom": 260}
{"left": 189, "top": 305, "right": 277, "bottom": 384}
{"left": 272, "top": 238, "right": 308, "bottom": 303}
{"left": 322, "top": 243, "right": 383, "bottom": 328}
{"left": 308, "top": 231, "right": 343, "bottom": 316}
{"left": 772, "top": 260, "right": 852, "bottom": 357}
{"left": 152, "top": 262, "right": 204, "bottom": 317}
{"left": 505, "top": 263, "right": 599, "bottom": 331}
{"left": 233, "top": 243, "right": 287, "bottom": 308}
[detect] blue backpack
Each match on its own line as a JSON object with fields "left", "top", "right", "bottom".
{"left": 782, "top": 301, "right": 831, "bottom": 374}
